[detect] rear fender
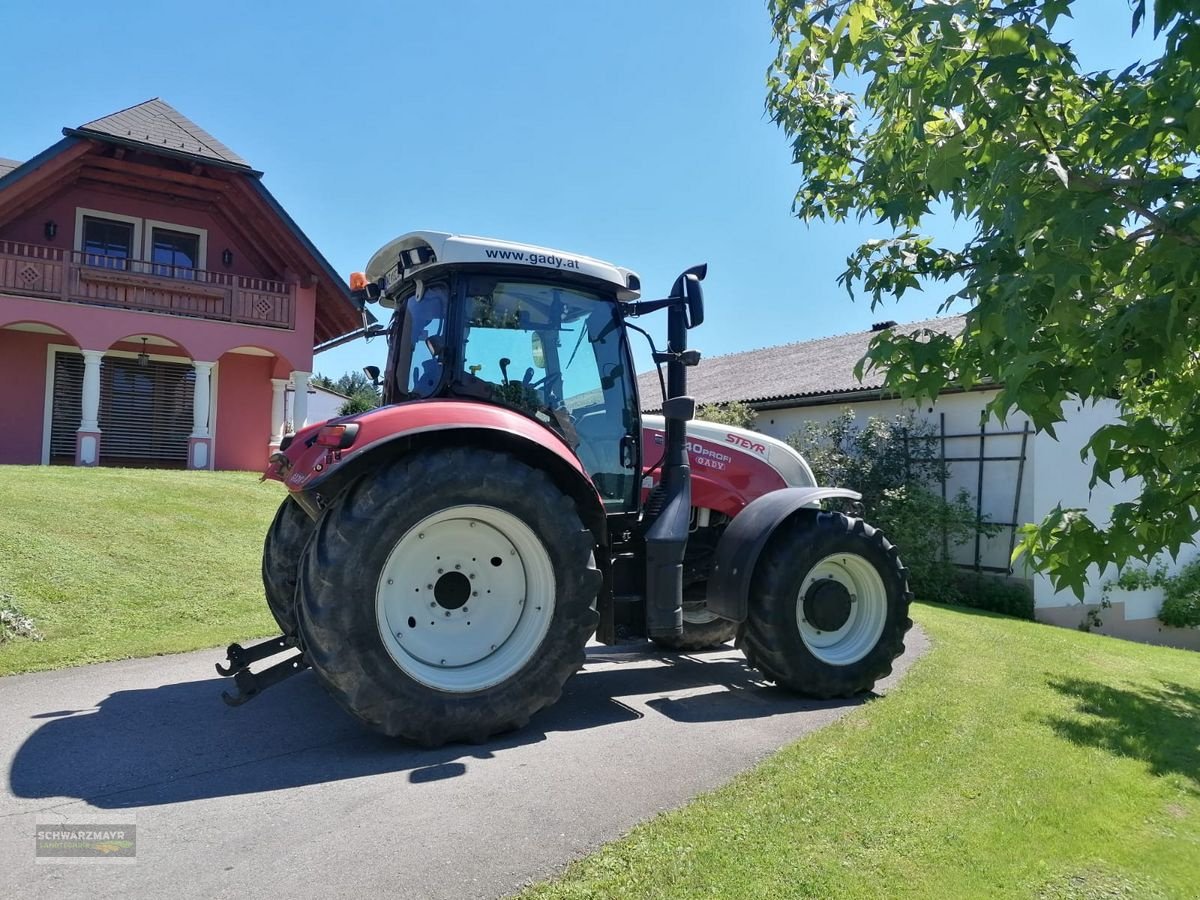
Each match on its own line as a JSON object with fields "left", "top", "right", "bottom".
{"left": 272, "top": 400, "right": 606, "bottom": 543}
{"left": 705, "top": 487, "right": 861, "bottom": 623}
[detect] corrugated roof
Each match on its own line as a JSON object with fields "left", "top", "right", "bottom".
{"left": 70, "top": 98, "right": 252, "bottom": 169}
{"left": 0, "top": 158, "right": 20, "bottom": 177}
{"left": 637, "top": 314, "right": 966, "bottom": 410}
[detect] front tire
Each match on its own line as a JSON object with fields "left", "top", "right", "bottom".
{"left": 297, "top": 447, "right": 601, "bottom": 745}
{"left": 739, "top": 512, "right": 912, "bottom": 698}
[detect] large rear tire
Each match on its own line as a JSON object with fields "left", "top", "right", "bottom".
{"left": 739, "top": 512, "right": 912, "bottom": 698}
{"left": 297, "top": 446, "right": 601, "bottom": 745}
{"left": 650, "top": 584, "right": 738, "bottom": 651}
{"left": 262, "top": 497, "right": 315, "bottom": 637}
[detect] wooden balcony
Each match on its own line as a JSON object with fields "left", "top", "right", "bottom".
{"left": 0, "top": 240, "right": 295, "bottom": 329}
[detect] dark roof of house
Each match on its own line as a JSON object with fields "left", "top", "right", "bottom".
{"left": 64, "top": 98, "right": 255, "bottom": 172}
{"left": 0, "top": 158, "right": 20, "bottom": 178}
{"left": 638, "top": 314, "right": 966, "bottom": 410}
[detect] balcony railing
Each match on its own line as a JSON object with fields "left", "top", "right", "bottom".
{"left": 0, "top": 240, "right": 295, "bottom": 329}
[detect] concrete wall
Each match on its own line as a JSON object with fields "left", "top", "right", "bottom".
{"left": 213, "top": 352, "right": 274, "bottom": 472}
{"left": 0, "top": 329, "right": 60, "bottom": 464}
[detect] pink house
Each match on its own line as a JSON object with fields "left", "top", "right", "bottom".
{"left": 0, "top": 99, "right": 360, "bottom": 470}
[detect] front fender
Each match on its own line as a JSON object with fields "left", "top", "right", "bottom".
{"left": 705, "top": 486, "right": 861, "bottom": 623}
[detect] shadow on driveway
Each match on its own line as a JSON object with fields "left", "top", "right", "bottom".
{"left": 9, "top": 645, "right": 857, "bottom": 808}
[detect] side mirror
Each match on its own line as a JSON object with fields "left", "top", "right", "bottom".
{"left": 363, "top": 365, "right": 381, "bottom": 387}
{"left": 530, "top": 333, "right": 546, "bottom": 368}
{"left": 671, "top": 264, "right": 707, "bottom": 329}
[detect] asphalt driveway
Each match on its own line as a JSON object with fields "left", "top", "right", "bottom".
{"left": 1, "top": 629, "right": 928, "bottom": 899}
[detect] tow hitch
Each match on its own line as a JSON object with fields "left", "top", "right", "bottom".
{"left": 215, "top": 635, "right": 309, "bottom": 706}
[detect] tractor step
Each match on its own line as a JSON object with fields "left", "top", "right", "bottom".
{"left": 215, "top": 635, "right": 294, "bottom": 676}
{"left": 220, "top": 652, "right": 309, "bottom": 707}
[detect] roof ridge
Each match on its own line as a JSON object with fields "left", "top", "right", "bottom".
{"left": 77, "top": 96, "right": 162, "bottom": 129}
{"left": 71, "top": 98, "right": 253, "bottom": 170}
{"left": 149, "top": 101, "right": 229, "bottom": 162}
{"left": 693, "top": 312, "right": 965, "bottom": 364}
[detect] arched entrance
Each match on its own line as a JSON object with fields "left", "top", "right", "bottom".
{"left": 212, "top": 345, "right": 297, "bottom": 471}
{"left": 43, "top": 333, "right": 196, "bottom": 467}
{"left": 0, "top": 321, "right": 81, "bottom": 465}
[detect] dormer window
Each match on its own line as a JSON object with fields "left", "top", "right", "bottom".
{"left": 150, "top": 227, "right": 200, "bottom": 280}
{"left": 81, "top": 215, "right": 134, "bottom": 270}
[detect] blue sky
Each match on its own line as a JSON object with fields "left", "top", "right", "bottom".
{"left": 0, "top": 1, "right": 1158, "bottom": 380}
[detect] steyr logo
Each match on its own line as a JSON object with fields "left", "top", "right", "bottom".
{"left": 725, "top": 433, "right": 767, "bottom": 456}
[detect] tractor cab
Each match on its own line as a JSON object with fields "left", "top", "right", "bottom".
{"left": 356, "top": 232, "right": 648, "bottom": 511}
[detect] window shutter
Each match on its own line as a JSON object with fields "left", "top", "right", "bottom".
{"left": 49, "top": 353, "right": 84, "bottom": 460}
{"left": 99, "top": 356, "right": 195, "bottom": 462}
{"left": 49, "top": 352, "right": 196, "bottom": 464}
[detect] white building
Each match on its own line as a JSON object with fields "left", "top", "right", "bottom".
{"left": 284, "top": 382, "right": 348, "bottom": 432}
{"left": 640, "top": 316, "right": 1198, "bottom": 650}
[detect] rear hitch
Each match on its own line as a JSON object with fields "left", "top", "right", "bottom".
{"left": 220, "top": 653, "right": 309, "bottom": 707}
{"left": 215, "top": 635, "right": 294, "bottom": 676}
{"left": 215, "top": 635, "right": 309, "bottom": 706}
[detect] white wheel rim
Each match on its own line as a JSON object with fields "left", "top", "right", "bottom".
{"left": 795, "top": 552, "right": 888, "bottom": 666}
{"left": 375, "top": 505, "right": 555, "bottom": 693}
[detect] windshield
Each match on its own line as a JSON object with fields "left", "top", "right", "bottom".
{"left": 458, "top": 278, "right": 638, "bottom": 509}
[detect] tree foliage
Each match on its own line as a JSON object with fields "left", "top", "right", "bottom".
{"left": 313, "top": 370, "right": 380, "bottom": 416}
{"left": 767, "top": 0, "right": 1200, "bottom": 595}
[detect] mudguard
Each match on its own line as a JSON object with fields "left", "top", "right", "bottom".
{"left": 266, "top": 400, "right": 604, "bottom": 536}
{"left": 705, "top": 486, "right": 861, "bottom": 623}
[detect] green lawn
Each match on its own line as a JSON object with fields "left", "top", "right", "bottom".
{"left": 4, "top": 469, "right": 1198, "bottom": 896}
{"left": 524, "top": 604, "right": 1200, "bottom": 900}
{"left": 0, "top": 466, "right": 283, "bottom": 675}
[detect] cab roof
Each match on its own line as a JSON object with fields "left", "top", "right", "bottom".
{"left": 364, "top": 231, "right": 641, "bottom": 304}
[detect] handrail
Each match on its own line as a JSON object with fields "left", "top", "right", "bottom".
{"left": 0, "top": 239, "right": 295, "bottom": 329}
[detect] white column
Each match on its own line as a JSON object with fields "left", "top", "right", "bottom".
{"left": 192, "top": 361, "right": 215, "bottom": 438}
{"left": 270, "top": 378, "right": 289, "bottom": 443}
{"left": 290, "top": 371, "right": 311, "bottom": 432}
{"left": 78, "top": 350, "right": 104, "bottom": 433}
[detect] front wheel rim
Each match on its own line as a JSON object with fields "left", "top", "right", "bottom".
{"left": 794, "top": 552, "right": 888, "bottom": 666}
{"left": 375, "top": 505, "right": 555, "bottom": 692}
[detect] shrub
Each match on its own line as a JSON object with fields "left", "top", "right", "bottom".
{"left": 0, "top": 597, "right": 43, "bottom": 643}
{"left": 788, "top": 410, "right": 948, "bottom": 512}
{"left": 1103, "top": 560, "right": 1200, "bottom": 630}
{"left": 696, "top": 401, "right": 758, "bottom": 429}
{"left": 949, "top": 572, "right": 1036, "bottom": 621}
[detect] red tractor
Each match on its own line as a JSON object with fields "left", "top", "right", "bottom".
{"left": 218, "top": 231, "right": 912, "bottom": 746}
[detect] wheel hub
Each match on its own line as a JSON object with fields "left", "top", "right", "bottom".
{"left": 803, "top": 578, "right": 853, "bottom": 632}
{"left": 434, "top": 571, "right": 471, "bottom": 610}
{"left": 794, "top": 552, "right": 889, "bottom": 667}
